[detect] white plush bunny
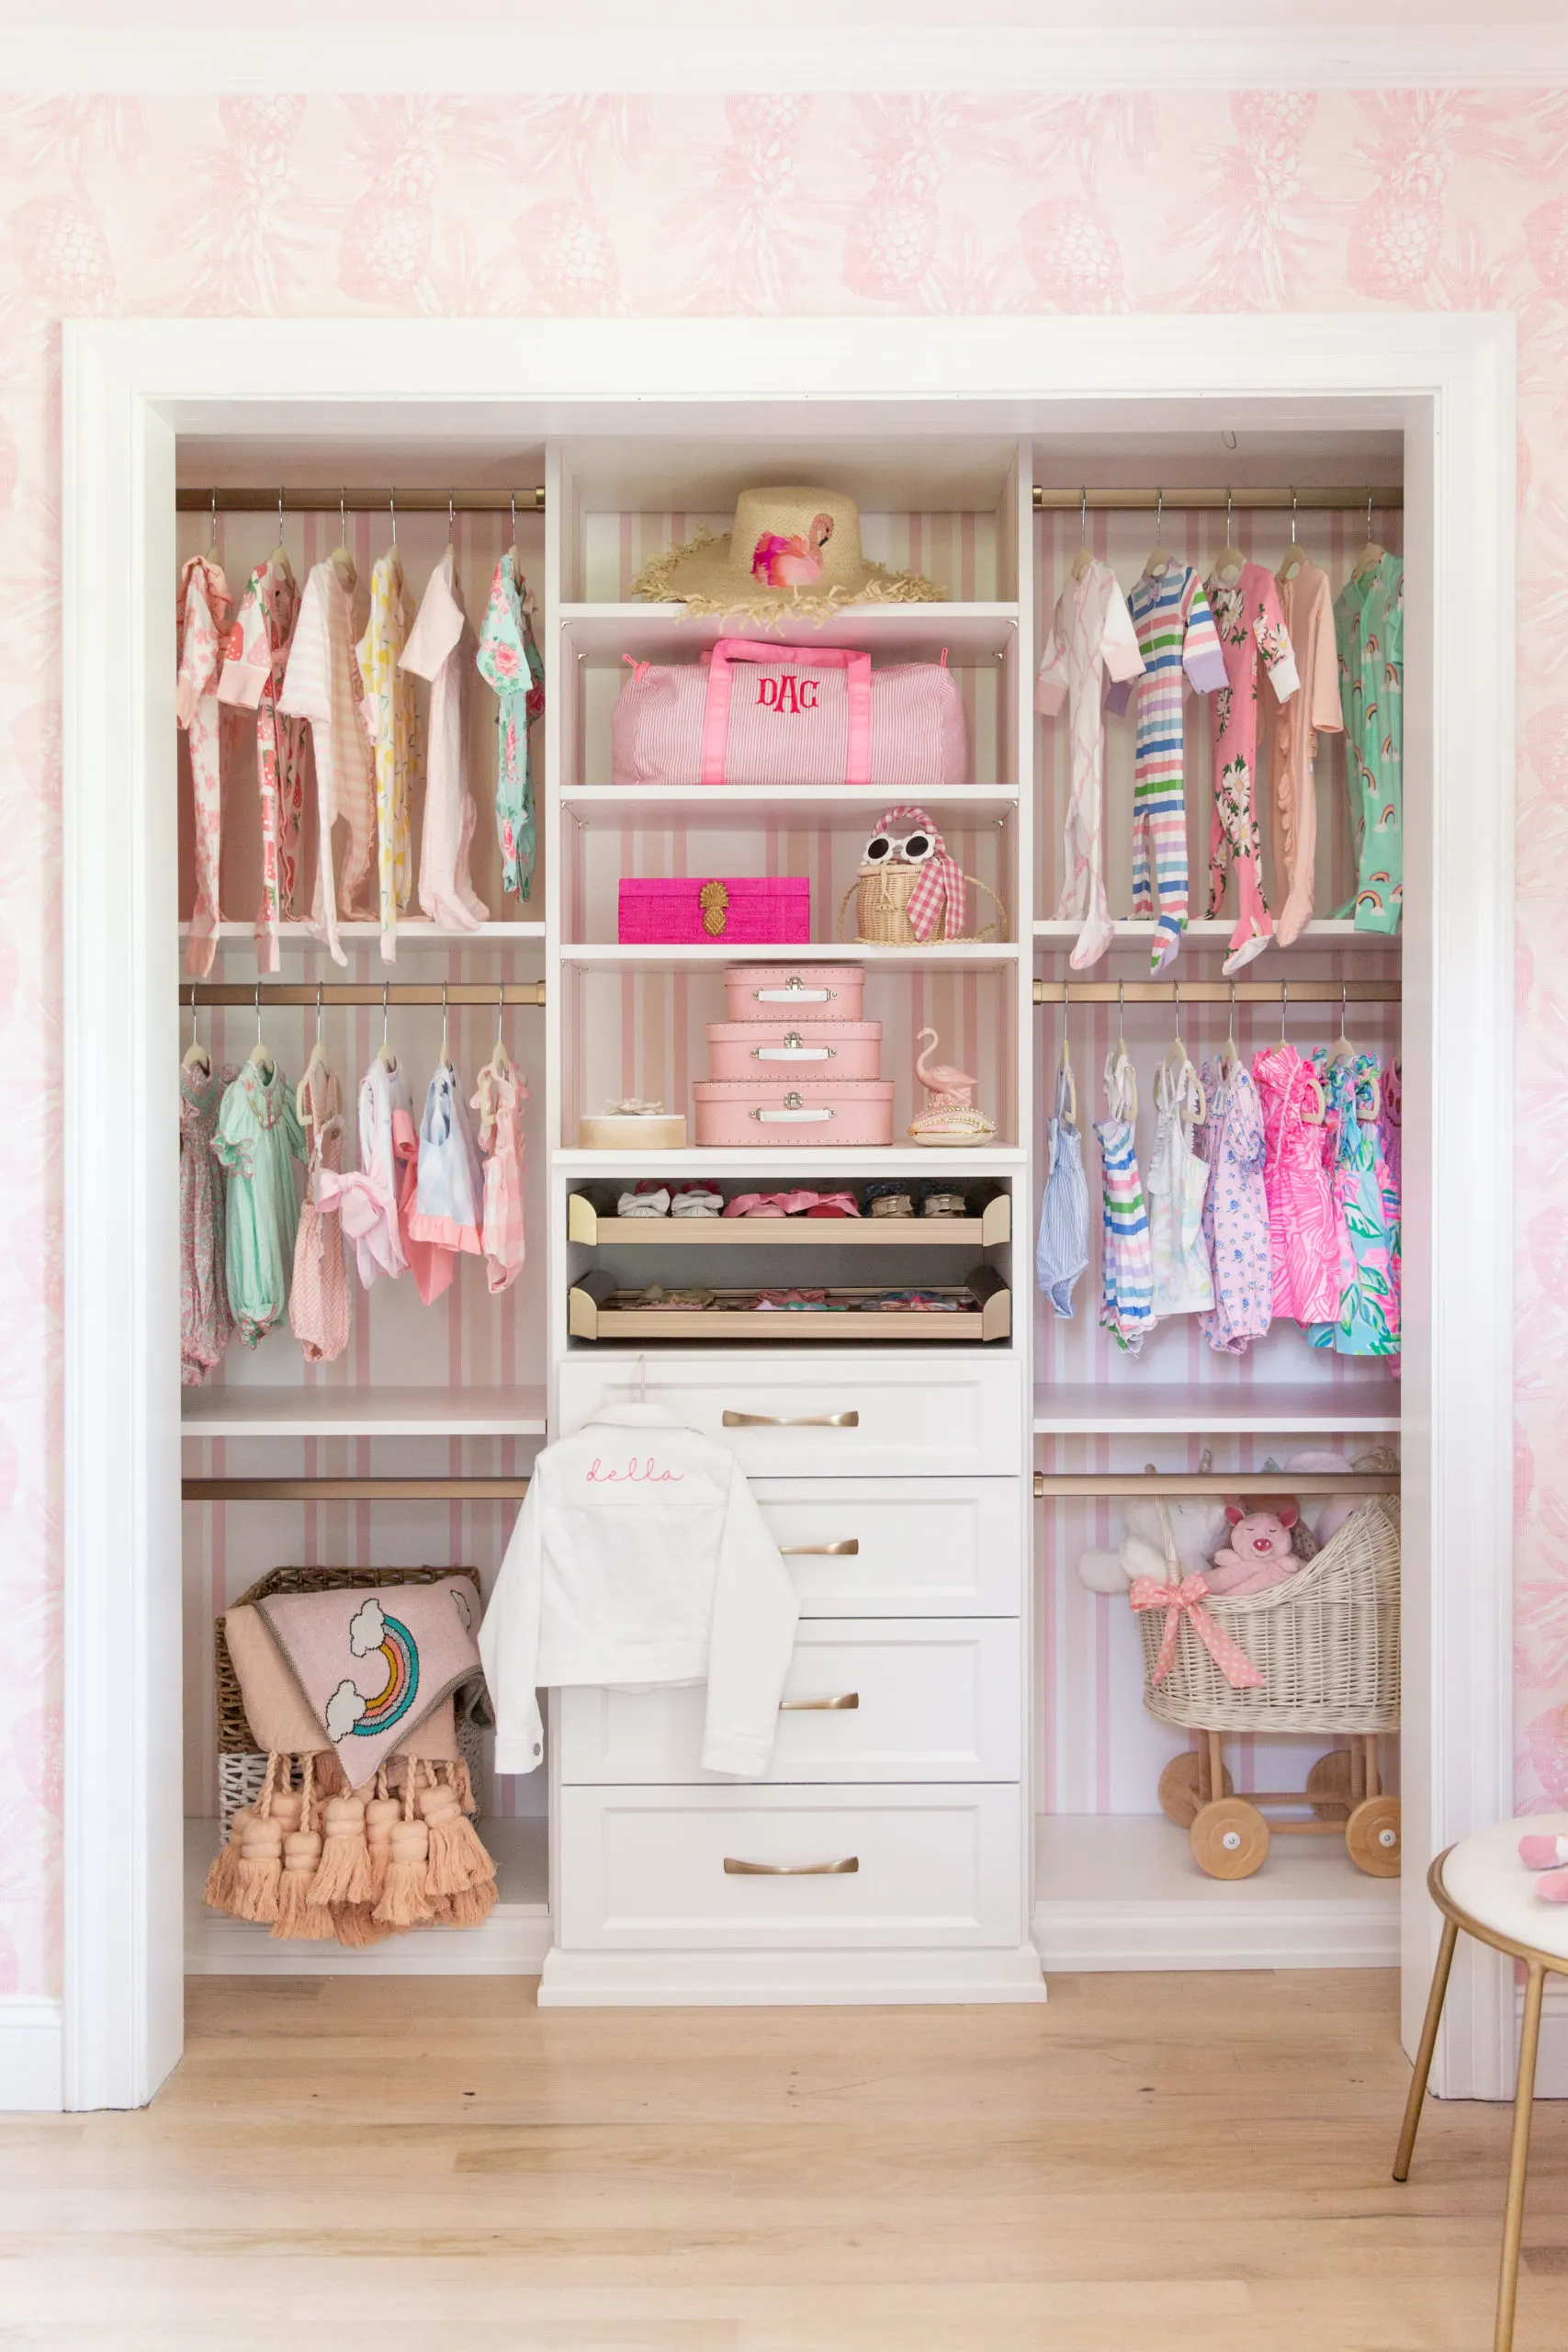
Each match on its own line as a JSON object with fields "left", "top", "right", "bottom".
{"left": 1077, "top": 1488, "right": 1231, "bottom": 1594}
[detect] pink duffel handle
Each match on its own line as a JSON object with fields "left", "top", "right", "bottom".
{"left": 701, "top": 637, "right": 873, "bottom": 787}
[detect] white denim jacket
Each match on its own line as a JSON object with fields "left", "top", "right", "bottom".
{"left": 479, "top": 1402, "right": 800, "bottom": 1778}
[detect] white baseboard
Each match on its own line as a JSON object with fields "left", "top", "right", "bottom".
{"left": 0, "top": 1997, "right": 63, "bottom": 2111}
{"left": 538, "top": 1943, "right": 1048, "bottom": 2006}
{"left": 185, "top": 1902, "right": 552, "bottom": 1976}
{"left": 1033, "top": 1893, "right": 1400, "bottom": 1972}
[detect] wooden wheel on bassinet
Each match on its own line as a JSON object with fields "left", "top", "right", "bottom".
{"left": 1306, "top": 1747, "right": 1356, "bottom": 1821}
{"left": 1158, "top": 1749, "right": 1234, "bottom": 1827}
{"left": 1190, "top": 1798, "right": 1270, "bottom": 1881}
{"left": 1346, "top": 1795, "right": 1402, "bottom": 1877}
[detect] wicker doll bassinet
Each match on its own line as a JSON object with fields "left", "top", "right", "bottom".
{"left": 1136, "top": 1494, "right": 1401, "bottom": 1736}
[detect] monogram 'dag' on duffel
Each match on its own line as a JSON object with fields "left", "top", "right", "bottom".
{"left": 611, "top": 636, "right": 968, "bottom": 791}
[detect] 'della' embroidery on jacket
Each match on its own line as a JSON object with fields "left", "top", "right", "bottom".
{"left": 586, "top": 1455, "right": 686, "bottom": 1484}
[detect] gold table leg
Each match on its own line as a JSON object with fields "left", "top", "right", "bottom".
{"left": 1394, "top": 1914, "right": 1459, "bottom": 2182}
{"left": 1496, "top": 1961, "right": 1546, "bottom": 2352}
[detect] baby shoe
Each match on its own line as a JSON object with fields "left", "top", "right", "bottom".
{"left": 617, "top": 1182, "right": 671, "bottom": 1218}
{"left": 671, "top": 1185, "right": 723, "bottom": 1217}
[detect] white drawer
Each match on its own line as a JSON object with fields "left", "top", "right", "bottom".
{"left": 754, "top": 1477, "right": 1024, "bottom": 1617}
{"left": 555, "top": 1354, "right": 1023, "bottom": 1476}
{"left": 557, "top": 1781, "right": 1025, "bottom": 1951}
{"left": 558, "top": 1618, "right": 1021, "bottom": 1785}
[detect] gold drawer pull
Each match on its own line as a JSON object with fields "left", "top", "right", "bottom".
{"left": 778, "top": 1538, "right": 860, "bottom": 1556}
{"left": 779, "top": 1691, "right": 860, "bottom": 1712}
{"left": 723, "top": 1855, "right": 860, "bottom": 1876}
{"left": 723, "top": 1409, "right": 859, "bottom": 1429}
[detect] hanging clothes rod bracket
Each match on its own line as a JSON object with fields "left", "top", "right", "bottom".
{"left": 1034, "top": 1471, "right": 1399, "bottom": 1498}
{"left": 183, "top": 1477, "right": 532, "bottom": 1503}
{"left": 1031, "top": 486, "right": 1402, "bottom": 514}
{"left": 182, "top": 981, "right": 546, "bottom": 1008}
{"left": 1033, "top": 978, "right": 1398, "bottom": 1005}
{"left": 176, "top": 487, "right": 547, "bottom": 516}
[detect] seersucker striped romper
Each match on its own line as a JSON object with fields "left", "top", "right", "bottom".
{"left": 1120, "top": 563, "right": 1227, "bottom": 975}
{"left": 1094, "top": 1044, "right": 1156, "bottom": 1354}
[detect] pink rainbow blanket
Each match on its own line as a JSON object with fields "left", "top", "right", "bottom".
{"left": 254, "top": 1577, "right": 482, "bottom": 1789}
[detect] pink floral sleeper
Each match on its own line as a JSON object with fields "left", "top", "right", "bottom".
{"left": 177, "top": 554, "right": 233, "bottom": 978}
{"left": 219, "top": 555, "right": 310, "bottom": 975}
{"left": 1205, "top": 561, "right": 1300, "bottom": 975}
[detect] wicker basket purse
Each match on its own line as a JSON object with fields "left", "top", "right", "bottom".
{"left": 216, "top": 1563, "right": 487, "bottom": 1833}
{"left": 838, "top": 864, "right": 1009, "bottom": 946}
{"left": 1135, "top": 1495, "right": 1401, "bottom": 1736}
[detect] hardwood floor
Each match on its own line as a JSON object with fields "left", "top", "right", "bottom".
{"left": 4, "top": 1970, "right": 1567, "bottom": 2348}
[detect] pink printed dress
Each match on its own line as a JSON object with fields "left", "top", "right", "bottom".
{"left": 1251, "top": 1041, "right": 1340, "bottom": 1326}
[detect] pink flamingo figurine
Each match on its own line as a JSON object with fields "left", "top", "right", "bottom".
{"left": 915, "top": 1027, "right": 977, "bottom": 1110}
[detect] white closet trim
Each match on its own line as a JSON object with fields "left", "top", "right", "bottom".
{"left": 6, "top": 23, "right": 1568, "bottom": 92}
{"left": 62, "top": 311, "right": 1514, "bottom": 2107}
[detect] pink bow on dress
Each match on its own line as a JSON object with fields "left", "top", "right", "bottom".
{"left": 1128, "top": 1574, "right": 1267, "bottom": 1690}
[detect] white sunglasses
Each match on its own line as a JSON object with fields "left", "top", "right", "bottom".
{"left": 863, "top": 827, "right": 937, "bottom": 866}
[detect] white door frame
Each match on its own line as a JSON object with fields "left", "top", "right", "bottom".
{"left": 58, "top": 312, "right": 1515, "bottom": 2109}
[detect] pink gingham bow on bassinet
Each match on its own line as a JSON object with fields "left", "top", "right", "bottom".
{"left": 872, "top": 804, "right": 965, "bottom": 942}
{"left": 1128, "top": 1574, "right": 1267, "bottom": 1690}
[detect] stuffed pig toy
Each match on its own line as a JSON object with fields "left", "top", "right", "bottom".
{"left": 1206, "top": 1504, "right": 1303, "bottom": 1597}
{"left": 1077, "top": 1491, "right": 1231, "bottom": 1596}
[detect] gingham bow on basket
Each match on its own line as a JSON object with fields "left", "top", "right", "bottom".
{"left": 1129, "top": 1574, "right": 1267, "bottom": 1690}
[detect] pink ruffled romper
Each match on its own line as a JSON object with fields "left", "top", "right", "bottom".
{"left": 1251, "top": 1041, "right": 1340, "bottom": 1327}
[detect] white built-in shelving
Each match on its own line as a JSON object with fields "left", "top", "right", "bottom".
{"left": 180, "top": 1385, "right": 547, "bottom": 1440}
{"left": 181, "top": 920, "right": 547, "bottom": 944}
{"left": 562, "top": 784, "right": 1020, "bottom": 829}
{"left": 558, "top": 602, "right": 1020, "bottom": 662}
{"left": 1031, "top": 918, "right": 1383, "bottom": 948}
{"left": 559, "top": 940, "right": 1022, "bottom": 972}
{"left": 1032, "top": 1384, "right": 1402, "bottom": 1437}
{"left": 554, "top": 1147, "right": 1027, "bottom": 1181}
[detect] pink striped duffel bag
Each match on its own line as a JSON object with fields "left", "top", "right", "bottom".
{"left": 611, "top": 636, "right": 968, "bottom": 791}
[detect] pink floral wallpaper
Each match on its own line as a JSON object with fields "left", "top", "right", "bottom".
{"left": 0, "top": 85, "right": 1561, "bottom": 2002}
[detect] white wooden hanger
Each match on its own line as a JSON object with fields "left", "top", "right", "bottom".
{"left": 181, "top": 988, "right": 210, "bottom": 1077}
{"left": 1277, "top": 980, "right": 1325, "bottom": 1124}
{"left": 1217, "top": 979, "right": 1241, "bottom": 1074}
{"left": 269, "top": 484, "right": 290, "bottom": 571}
{"left": 246, "top": 980, "right": 275, "bottom": 1080}
{"left": 376, "top": 982, "right": 398, "bottom": 1070}
{"left": 1211, "top": 485, "right": 1245, "bottom": 587}
{"left": 1277, "top": 488, "right": 1309, "bottom": 585}
{"left": 1328, "top": 980, "right": 1382, "bottom": 1120}
{"left": 1352, "top": 487, "right": 1386, "bottom": 582}
{"left": 296, "top": 983, "right": 332, "bottom": 1116}
{"left": 1056, "top": 980, "right": 1077, "bottom": 1126}
{"left": 1159, "top": 979, "right": 1206, "bottom": 1125}
{"left": 1142, "top": 487, "right": 1175, "bottom": 581}
{"left": 328, "top": 487, "right": 355, "bottom": 591}
{"left": 1070, "top": 484, "right": 1095, "bottom": 581}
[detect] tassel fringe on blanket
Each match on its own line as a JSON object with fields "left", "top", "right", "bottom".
{"left": 203, "top": 1749, "right": 499, "bottom": 1945}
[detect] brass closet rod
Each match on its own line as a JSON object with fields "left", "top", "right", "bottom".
{"left": 176, "top": 488, "right": 547, "bottom": 514}
{"left": 176, "top": 487, "right": 1404, "bottom": 516}
{"left": 182, "top": 982, "right": 546, "bottom": 1008}
{"left": 1034, "top": 1472, "right": 1399, "bottom": 1498}
{"left": 183, "top": 1477, "right": 532, "bottom": 1502}
{"left": 1033, "top": 979, "right": 1400, "bottom": 1005}
{"left": 1032, "top": 486, "right": 1403, "bottom": 512}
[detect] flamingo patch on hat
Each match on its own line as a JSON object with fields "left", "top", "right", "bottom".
{"left": 631, "top": 485, "right": 944, "bottom": 623}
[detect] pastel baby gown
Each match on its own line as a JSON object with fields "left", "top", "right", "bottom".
{"left": 212, "top": 1057, "right": 304, "bottom": 1347}
{"left": 290, "top": 1060, "right": 351, "bottom": 1364}
{"left": 180, "top": 1059, "right": 234, "bottom": 1384}
{"left": 1145, "top": 1056, "right": 1213, "bottom": 1318}
{"left": 1251, "top": 1041, "right": 1339, "bottom": 1328}
{"left": 471, "top": 1048, "right": 528, "bottom": 1296}
{"left": 1308, "top": 1050, "right": 1400, "bottom": 1358}
{"left": 1193, "top": 1057, "right": 1271, "bottom": 1358}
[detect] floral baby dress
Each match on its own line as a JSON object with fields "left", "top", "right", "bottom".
{"left": 1251, "top": 1041, "right": 1339, "bottom": 1328}
{"left": 472, "top": 1047, "right": 529, "bottom": 1296}
{"left": 290, "top": 1060, "right": 350, "bottom": 1364}
{"left": 477, "top": 557, "right": 545, "bottom": 900}
{"left": 212, "top": 1057, "right": 304, "bottom": 1347}
{"left": 1308, "top": 1050, "right": 1401, "bottom": 1358}
{"left": 180, "top": 1059, "right": 234, "bottom": 1384}
{"left": 1193, "top": 1057, "right": 1272, "bottom": 1358}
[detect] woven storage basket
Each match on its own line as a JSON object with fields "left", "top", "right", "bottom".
{"left": 838, "top": 865, "right": 1008, "bottom": 945}
{"left": 215, "top": 1564, "right": 487, "bottom": 1833}
{"left": 1136, "top": 1496, "right": 1401, "bottom": 1736}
